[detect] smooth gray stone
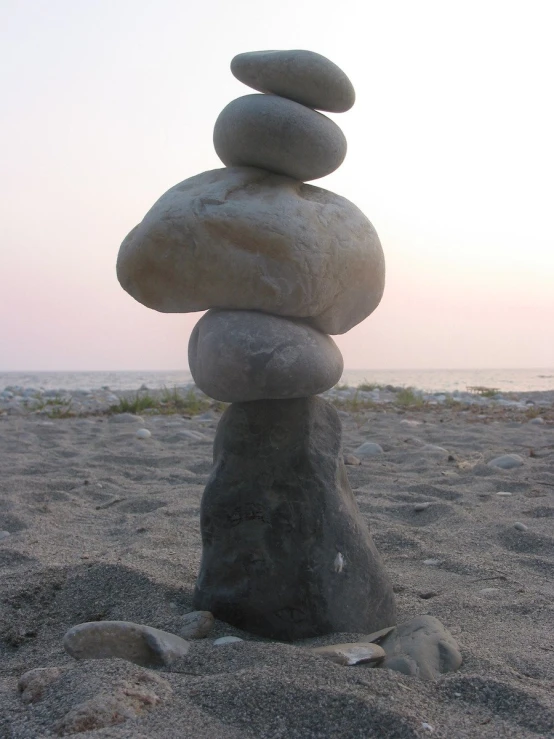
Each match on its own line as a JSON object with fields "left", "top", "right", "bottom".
{"left": 188, "top": 310, "right": 344, "bottom": 402}
{"left": 355, "top": 442, "right": 384, "bottom": 457}
{"left": 231, "top": 49, "right": 355, "bottom": 113}
{"left": 213, "top": 94, "right": 347, "bottom": 181}
{"left": 377, "top": 615, "right": 462, "bottom": 680}
{"left": 63, "top": 621, "right": 190, "bottom": 668}
{"left": 117, "top": 167, "right": 385, "bottom": 335}
{"left": 193, "top": 397, "right": 397, "bottom": 641}
{"left": 488, "top": 453, "right": 525, "bottom": 470}
{"left": 178, "top": 610, "right": 215, "bottom": 639}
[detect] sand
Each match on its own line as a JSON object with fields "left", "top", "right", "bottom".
{"left": 1, "top": 396, "right": 553, "bottom": 738}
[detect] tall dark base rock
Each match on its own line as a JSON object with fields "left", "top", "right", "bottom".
{"left": 193, "top": 397, "right": 397, "bottom": 640}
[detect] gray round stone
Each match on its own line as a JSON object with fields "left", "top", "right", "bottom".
{"left": 188, "top": 310, "right": 344, "bottom": 402}
{"left": 231, "top": 49, "right": 355, "bottom": 113}
{"left": 117, "top": 167, "right": 385, "bottom": 335}
{"left": 355, "top": 442, "right": 384, "bottom": 457}
{"left": 488, "top": 454, "right": 525, "bottom": 470}
{"left": 213, "top": 94, "right": 347, "bottom": 181}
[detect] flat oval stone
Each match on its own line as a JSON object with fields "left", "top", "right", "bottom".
{"left": 231, "top": 49, "right": 355, "bottom": 113}
{"left": 63, "top": 621, "right": 190, "bottom": 668}
{"left": 178, "top": 610, "right": 215, "bottom": 639}
{"left": 213, "top": 636, "right": 243, "bottom": 645}
{"left": 117, "top": 167, "right": 384, "bottom": 335}
{"left": 311, "top": 642, "right": 386, "bottom": 666}
{"left": 188, "top": 310, "right": 343, "bottom": 402}
{"left": 213, "top": 94, "right": 347, "bottom": 181}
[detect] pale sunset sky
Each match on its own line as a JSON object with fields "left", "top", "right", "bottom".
{"left": 1, "top": 0, "right": 553, "bottom": 371}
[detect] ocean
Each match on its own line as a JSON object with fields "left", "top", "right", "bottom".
{"left": 1, "top": 368, "right": 553, "bottom": 394}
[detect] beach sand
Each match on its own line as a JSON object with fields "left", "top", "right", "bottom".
{"left": 1, "top": 398, "right": 553, "bottom": 738}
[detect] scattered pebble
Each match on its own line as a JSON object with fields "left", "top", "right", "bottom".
{"left": 528, "top": 417, "right": 545, "bottom": 424}
{"left": 213, "top": 636, "right": 243, "bottom": 646}
{"left": 311, "top": 642, "right": 386, "bottom": 666}
{"left": 63, "top": 621, "right": 190, "bottom": 668}
{"left": 423, "top": 559, "right": 441, "bottom": 566}
{"left": 354, "top": 442, "right": 383, "bottom": 457}
{"left": 0, "top": 530, "right": 11, "bottom": 541}
{"left": 343, "top": 453, "right": 361, "bottom": 466}
{"left": 400, "top": 419, "right": 421, "bottom": 426}
{"left": 178, "top": 610, "right": 215, "bottom": 639}
{"left": 514, "top": 521, "right": 528, "bottom": 531}
{"left": 496, "top": 491, "right": 512, "bottom": 496}
{"left": 135, "top": 428, "right": 152, "bottom": 439}
{"left": 419, "top": 591, "right": 439, "bottom": 600}
{"left": 414, "top": 502, "right": 432, "bottom": 512}
{"left": 421, "top": 723, "right": 434, "bottom": 733}
{"left": 488, "top": 454, "right": 525, "bottom": 470}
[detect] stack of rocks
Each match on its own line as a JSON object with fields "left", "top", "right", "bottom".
{"left": 117, "top": 50, "right": 396, "bottom": 640}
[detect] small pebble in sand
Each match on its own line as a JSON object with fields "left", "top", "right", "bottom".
{"left": 213, "top": 636, "right": 243, "bottom": 645}
{"left": 419, "top": 591, "right": 439, "bottom": 600}
{"left": 343, "top": 453, "right": 361, "bottom": 466}
{"left": 135, "top": 428, "right": 152, "bottom": 439}
{"left": 311, "top": 642, "right": 386, "bottom": 666}
{"left": 421, "top": 723, "right": 434, "bottom": 733}
{"left": 496, "top": 491, "right": 512, "bottom": 496}
{"left": 529, "top": 417, "right": 545, "bottom": 424}
{"left": 488, "top": 454, "right": 524, "bottom": 470}
{"left": 514, "top": 521, "right": 528, "bottom": 531}
{"left": 423, "top": 559, "right": 441, "bottom": 566}
{"left": 355, "top": 441, "right": 383, "bottom": 456}
{"left": 414, "top": 502, "right": 432, "bottom": 512}
{"left": 179, "top": 610, "right": 215, "bottom": 639}
{"left": 0, "top": 530, "right": 10, "bottom": 541}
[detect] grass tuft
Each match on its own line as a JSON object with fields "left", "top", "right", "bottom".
{"left": 109, "top": 386, "right": 226, "bottom": 417}
{"left": 396, "top": 387, "right": 425, "bottom": 408}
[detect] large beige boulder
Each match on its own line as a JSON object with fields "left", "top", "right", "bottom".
{"left": 117, "top": 167, "right": 385, "bottom": 335}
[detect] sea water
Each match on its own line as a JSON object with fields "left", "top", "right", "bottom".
{"left": 1, "top": 368, "right": 553, "bottom": 394}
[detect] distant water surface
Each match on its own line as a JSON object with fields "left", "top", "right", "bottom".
{"left": 1, "top": 368, "right": 553, "bottom": 394}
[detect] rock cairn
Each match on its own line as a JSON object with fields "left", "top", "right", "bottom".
{"left": 117, "top": 49, "right": 396, "bottom": 640}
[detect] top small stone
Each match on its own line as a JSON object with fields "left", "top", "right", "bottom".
{"left": 231, "top": 49, "right": 355, "bottom": 113}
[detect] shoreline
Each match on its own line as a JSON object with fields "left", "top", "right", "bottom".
{"left": 1, "top": 382, "right": 553, "bottom": 421}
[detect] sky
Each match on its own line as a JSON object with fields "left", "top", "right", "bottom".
{"left": 1, "top": 0, "right": 553, "bottom": 371}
